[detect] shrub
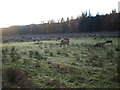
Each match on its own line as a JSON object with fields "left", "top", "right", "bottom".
{"left": 29, "top": 50, "right": 34, "bottom": 58}
{"left": 50, "top": 52, "right": 54, "bottom": 56}
{"left": 3, "top": 67, "right": 33, "bottom": 88}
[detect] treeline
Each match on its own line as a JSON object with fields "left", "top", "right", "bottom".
{"left": 2, "top": 11, "right": 120, "bottom": 36}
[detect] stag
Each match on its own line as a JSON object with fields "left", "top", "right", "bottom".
{"left": 60, "top": 38, "right": 69, "bottom": 47}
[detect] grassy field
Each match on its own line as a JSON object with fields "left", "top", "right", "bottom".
{"left": 2, "top": 36, "right": 120, "bottom": 88}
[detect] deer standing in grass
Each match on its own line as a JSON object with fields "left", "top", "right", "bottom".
{"left": 105, "top": 40, "right": 112, "bottom": 44}
{"left": 93, "top": 42, "right": 106, "bottom": 48}
{"left": 60, "top": 38, "right": 69, "bottom": 47}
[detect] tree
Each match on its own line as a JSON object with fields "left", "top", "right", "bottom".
{"left": 48, "top": 19, "right": 55, "bottom": 24}
{"left": 88, "top": 10, "right": 91, "bottom": 17}
{"left": 76, "top": 15, "right": 81, "bottom": 19}
{"left": 111, "top": 9, "right": 117, "bottom": 14}
{"left": 61, "top": 17, "right": 65, "bottom": 23}
{"left": 40, "top": 21, "right": 45, "bottom": 24}
{"left": 57, "top": 19, "right": 61, "bottom": 23}
{"left": 70, "top": 16, "right": 74, "bottom": 21}
{"left": 67, "top": 17, "right": 70, "bottom": 22}
{"left": 82, "top": 11, "right": 87, "bottom": 17}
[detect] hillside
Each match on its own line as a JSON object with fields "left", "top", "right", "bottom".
{"left": 2, "top": 13, "right": 120, "bottom": 37}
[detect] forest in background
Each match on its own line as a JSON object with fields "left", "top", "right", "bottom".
{"left": 2, "top": 10, "right": 120, "bottom": 37}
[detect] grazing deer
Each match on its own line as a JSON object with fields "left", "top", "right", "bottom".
{"left": 93, "top": 42, "right": 106, "bottom": 48}
{"left": 105, "top": 40, "right": 112, "bottom": 44}
{"left": 60, "top": 38, "right": 69, "bottom": 47}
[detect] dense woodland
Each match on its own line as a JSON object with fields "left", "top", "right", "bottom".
{"left": 2, "top": 11, "right": 120, "bottom": 36}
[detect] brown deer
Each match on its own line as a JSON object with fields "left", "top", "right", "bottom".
{"left": 93, "top": 42, "right": 106, "bottom": 48}
{"left": 105, "top": 40, "right": 112, "bottom": 44}
{"left": 60, "top": 38, "right": 69, "bottom": 47}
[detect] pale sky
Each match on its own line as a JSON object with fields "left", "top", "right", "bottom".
{"left": 0, "top": 0, "right": 119, "bottom": 28}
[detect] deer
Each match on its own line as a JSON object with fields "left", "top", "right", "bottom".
{"left": 60, "top": 38, "right": 69, "bottom": 47}
{"left": 93, "top": 42, "right": 106, "bottom": 48}
{"left": 105, "top": 40, "right": 112, "bottom": 44}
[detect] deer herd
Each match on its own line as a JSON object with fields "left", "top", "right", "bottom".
{"left": 3, "top": 36, "right": 113, "bottom": 48}
{"left": 59, "top": 38, "right": 112, "bottom": 48}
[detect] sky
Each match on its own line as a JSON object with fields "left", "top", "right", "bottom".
{"left": 0, "top": 0, "right": 119, "bottom": 28}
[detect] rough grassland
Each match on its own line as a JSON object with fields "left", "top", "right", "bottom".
{"left": 2, "top": 37, "right": 120, "bottom": 88}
